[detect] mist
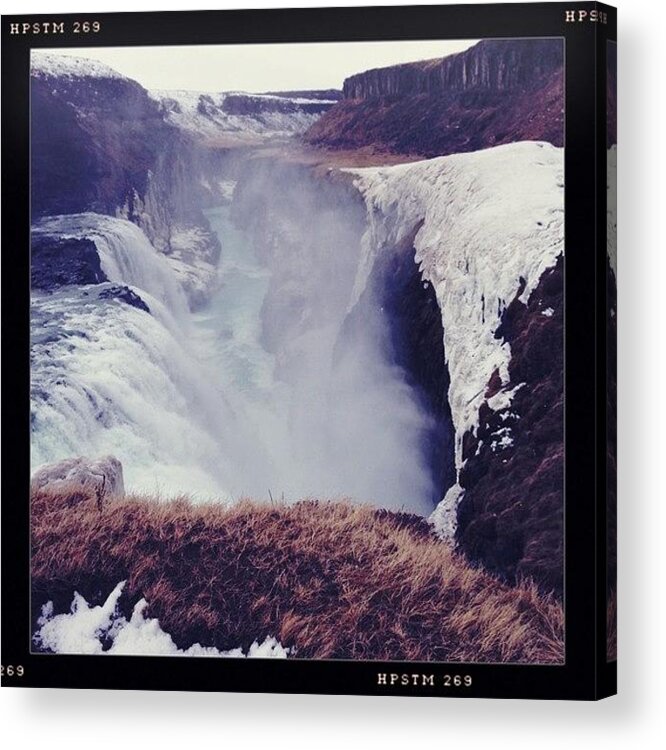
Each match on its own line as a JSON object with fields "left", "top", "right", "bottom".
{"left": 31, "top": 156, "right": 439, "bottom": 516}
{"left": 194, "top": 159, "right": 438, "bottom": 514}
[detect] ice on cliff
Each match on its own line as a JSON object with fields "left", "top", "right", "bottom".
{"left": 345, "top": 141, "right": 564, "bottom": 533}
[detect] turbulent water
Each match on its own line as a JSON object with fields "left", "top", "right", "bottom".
{"left": 31, "top": 201, "right": 435, "bottom": 513}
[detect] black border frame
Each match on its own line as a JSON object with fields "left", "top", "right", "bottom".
{"left": 1, "top": 2, "right": 616, "bottom": 699}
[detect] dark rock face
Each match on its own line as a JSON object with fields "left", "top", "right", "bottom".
{"left": 31, "top": 73, "right": 166, "bottom": 219}
{"left": 264, "top": 89, "right": 342, "bottom": 102}
{"left": 221, "top": 93, "right": 335, "bottom": 117}
{"left": 342, "top": 231, "right": 457, "bottom": 508}
{"left": 456, "top": 256, "right": 564, "bottom": 595}
{"left": 343, "top": 39, "right": 562, "bottom": 98}
{"left": 30, "top": 71, "right": 220, "bottom": 259}
{"left": 31, "top": 235, "right": 106, "bottom": 291}
{"left": 307, "top": 39, "right": 563, "bottom": 157}
{"left": 98, "top": 285, "right": 150, "bottom": 313}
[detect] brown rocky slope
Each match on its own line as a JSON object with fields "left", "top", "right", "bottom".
{"left": 306, "top": 38, "right": 563, "bottom": 158}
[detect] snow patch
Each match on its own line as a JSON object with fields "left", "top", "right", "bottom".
{"left": 31, "top": 51, "right": 126, "bottom": 81}
{"left": 345, "top": 142, "right": 564, "bottom": 471}
{"left": 429, "top": 483, "right": 465, "bottom": 539}
{"left": 490, "top": 427, "right": 514, "bottom": 452}
{"left": 486, "top": 383, "right": 525, "bottom": 414}
{"left": 34, "top": 582, "right": 290, "bottom": 658}
{"left": 150, "top": 89, "right": 327, "bottom": 142}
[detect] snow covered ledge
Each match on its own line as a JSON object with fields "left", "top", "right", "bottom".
{"left": 344, "top": 141, "right": 564, "bottom": 535}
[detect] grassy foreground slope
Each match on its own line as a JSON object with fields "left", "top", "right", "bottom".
{"left": 32, "top": 487, "right": 564, "bottom": 663}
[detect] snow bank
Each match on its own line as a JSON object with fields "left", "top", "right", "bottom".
{"left": 346, "top": 142, "right": 564, "bottom": 469}
{"left": 150, "top": 89, "right": 326, "bottom": 142}
{"left": 345, "top": 142, "right": 563, "bottom": 532}
{"left": 31, "top": 51, "right": 126, "bottom": 81}
{"left": 34, "top": 582, "right": 290, "bottom": 658}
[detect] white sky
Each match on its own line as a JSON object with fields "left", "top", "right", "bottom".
{"left": 42, "top": 40, "right": 478, "bottom": 92}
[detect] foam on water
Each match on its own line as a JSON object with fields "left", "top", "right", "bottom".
{"left": 31, "top": 206, "right": 434, "bottom": 513}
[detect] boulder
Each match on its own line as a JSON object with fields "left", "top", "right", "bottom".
{"left": 31, "top": 456, "right": 124, "bottom": 500}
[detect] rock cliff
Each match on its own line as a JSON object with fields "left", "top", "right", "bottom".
{"left": 306, "top": 39, "right": 563, "bottom": 157}
{"left": 346, "top": 142, "right": 564, "bottom": 594}
{"left": 31, "top": 52, "right": 221, "bottom": 307}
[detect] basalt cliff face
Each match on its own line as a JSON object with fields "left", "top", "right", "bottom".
{"left": 306, "top": 39, "right": 563, "bottom": 157}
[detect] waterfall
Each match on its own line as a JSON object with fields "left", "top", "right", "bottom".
{"left": 30, "top": 213, "right": 258, "bottom": 499}
{"left": 31, "top": 198, "right": 437, "bottom": 513}
{"left": 32, "top": 214, "right": 189, "bottom": 320}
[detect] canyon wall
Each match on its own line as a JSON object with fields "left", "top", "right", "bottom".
{"left": 229, "top": 141, "right": 565, "bottom": 592}
{"left": 307, "top": 39, "right": 563, "bottom": 158}
{"left": 30, "top": 54, "right": 224, "bottom": 307}
{"left": 346, "top": 142, "right": 564, "bottom": 594}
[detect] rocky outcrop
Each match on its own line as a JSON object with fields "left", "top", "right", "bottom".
{"left": 31, "top": 235, "right": 106, "bottom": 291}
{"left": 31, "top": 455, "right": 125, "bottom": 500}
{"left": 32, "top": 62, "right": 171, "bottom": 231}
{"left": 98, "top": 285, "right": 150, "bottom": 313}
{"left": 30, "top": 52, "right": 220, "bottom": 303}
{"left": 456, "top": 257, "right": 564, "bottom": 595}
{"left": 221, "top": 93, "right": 334, "bottom": 117}
{"left": 307, "top": 39, "right": 563, "bottom": 157}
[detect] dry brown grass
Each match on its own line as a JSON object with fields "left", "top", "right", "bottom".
{"left": 31, "top": 486, "right": 564, "bottom": 663}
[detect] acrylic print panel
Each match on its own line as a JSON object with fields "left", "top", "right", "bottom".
{"left": 30, "top": 37, "right": 564, "bottom": 664}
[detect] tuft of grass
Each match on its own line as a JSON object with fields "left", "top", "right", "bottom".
{"left": 31, "top": 486, "right": 564, "bottom": 663}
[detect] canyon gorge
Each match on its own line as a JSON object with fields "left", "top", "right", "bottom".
{"left": 30, "top": 38, "right": 565, "bottom": 596}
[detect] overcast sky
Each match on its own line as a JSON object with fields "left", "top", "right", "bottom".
{"left": 41, "top": 40, "right": 478, "bottom": 92}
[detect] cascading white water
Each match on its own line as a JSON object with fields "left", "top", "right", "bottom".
{"left": 33, "top": 214, "right": 189, "bottom": 321}
{"left": 31, "top": 203, "right": 435, "bottom": 513}
{"left": 31, "top": 213, "right": 257, "bottom": 499}
{"left": 188, "top": 206, "right": 435, "bottom": 513}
